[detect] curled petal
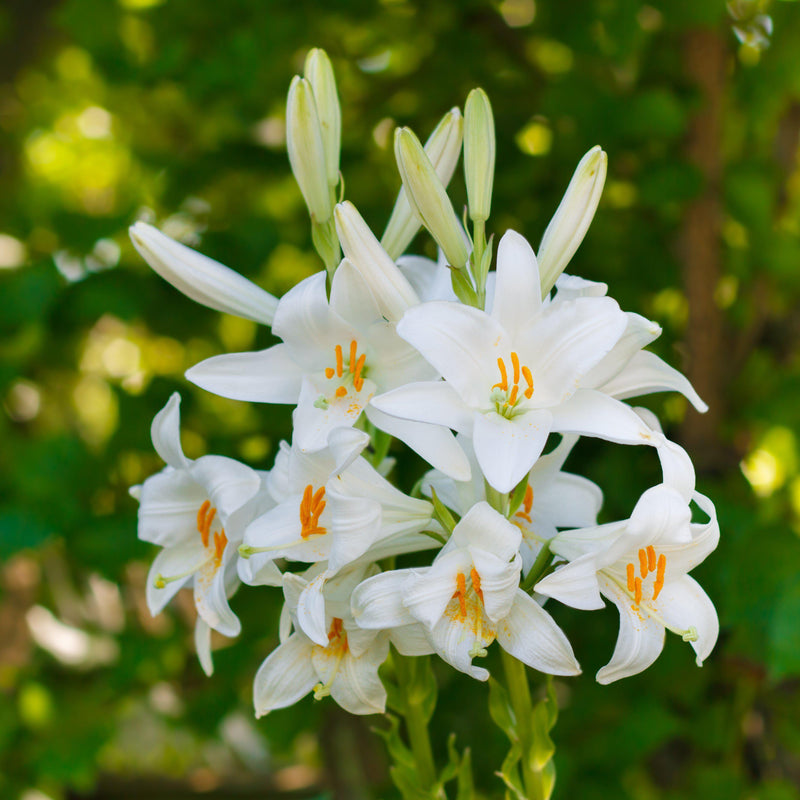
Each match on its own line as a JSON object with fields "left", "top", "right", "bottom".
{"left": 151, "top": 392, "right": 188, "bottom": 469}
{"left": 253, "top": 634, "right": 317, "bottom": 717}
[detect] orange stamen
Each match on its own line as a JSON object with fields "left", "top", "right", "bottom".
{"left": 523, "top": 485, "right": 533, "bottom": 514}
{"left": 653, "top": 553, "right": 666, "bottom": 601}
{"left": 197, "top": 500, "right": 211, "bottom": 534}
{"left": 335, "top": 386, "right": 347, "bottom": 398}
{"left": 349, "top": 340, "right": 357, "bottom": 373}
{"left": 328, "top": 617, "right": 344, "bottom": 641}
{"left": 510, "top": 351, "right": 520, "bottom": 385}
{"left": 522, "top": 366, "right": 534, "bottom": 398}
{"left": 213, "top": 530, "right": 227, "bottom": 565}
{"left": 325, "top": 367, "right": 335, "bottom": 379}
{"left": 634, "top": 576, "right": 642, "bottom": 605}
{"left": 647, "top": 545, "right": 656, "bottom": 572}
{"left": 353, "top": 353, "right": 366, "bottom": 391}
{"left": 638, "top": 548, "right": 648, "bottom": 579}
{"left": 454, "top": 572, "right": 467, "bottom": 620}
{"left": 508, "top": 384, "right": 519, "bottom": 405}
{"left": 300, "top": 485, "right": 312, "bottom": 524}
{"left": 201, "top": 507, "right": 216, "bottom": 549}
{"left": 301, "top": 485, "right": 327, "bottom": 538}
{"left": 493, "top": 357, "right": 508, "bottom": 391}
{"left": 335, "top": 344, "right": 343, "bottom": 377}
{"left": 626, "top": 563, "right": 635, "bottom": 592}
{"left": 470, "top": 567, "right": 484, "bottom": 602}
{"left": 311, "top": 486, "right": 325, "bottom": 508}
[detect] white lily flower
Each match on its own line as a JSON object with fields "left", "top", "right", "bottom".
{"left": 351, "top": 502, "right": 580, "bottom": 681}
{"left": 238, "top": 436, "right": 434, "bottom": 595}
{"left": 187, "top": 253, "right": 470, "bottom": 478}
{"left": 372, "top": 229, "right": 657, "bottom": 492}
{"left": 425, "top": 434, "right": 602, "bottom": 575}
{"left": 135, "top": 393, "right": 267, "bottom": 646}
{"left": 254, "top": 565, "right": 412, "bottom": 717}
{"left": 129, "top": 222, "right": 278, "bottom": 325}
{"left": 535, "top": 484, "right": 720, "bottom": 683}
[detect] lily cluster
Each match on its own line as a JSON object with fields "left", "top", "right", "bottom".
{"left": 130, "top": 49, "right": 719, "bottom": 721}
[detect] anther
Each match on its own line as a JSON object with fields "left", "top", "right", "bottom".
{"left": 353, "top": 353, "right": 366, "bottom": 391}
{"left": 510, "top": 351, "right": 520, "bottom": 385}
{"left": 508, "top": 385, "right": 519, "bottom": 406}
{"left": 493, "top": 357, "right": 508, "bottom": 391}
{"left": 335, "top": 344, "right": 343, "bottom": 377}
{"left": 638, "top": 548, "right": 648, "bottom": 579}
{"left": 653, "top": 553, "right": 666, "bottom": 601}
{"left": 454, "top": 572, "right": 467, "bottom": 620}
{"left": 470, "top": 567, "right": 484, "bottom": 602}
{"left": 522, "top": 365, "right": 534, "bottom": 398}
{"left": 349, "top": 340, "right": 357, "bottom": 372}
{"left": 626, "top": 563, "right": 635, "bottom": 592}
{"left": 647, "top": 545, "right": 656, "bottom": 572}
{"left": 335, "top": 386, "right": 347, "bottom": 398}
{"left": 634, "top": 577, "right": 642, "bottom": 605}
{"left": 325, "top": 367, "right": 335, "bottom": 379}
{"left": 213, "top": 530, "right": 227, "bottom": 564}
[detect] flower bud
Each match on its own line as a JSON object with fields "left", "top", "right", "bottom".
{"left": 394, "top": 127, "right": 469, "bottom": 270}
{"left": 304, "top": 48, "right": 341, "bottom": 188}
{"left": 286, "top": 75, "right": 332, "bottom": 222}
{"left": 129, "top": 222, "right": 278, "bottom": 325}
{"left": 464, "top": 88, "right": 495, "bottom": 223}
{"left": 381, "top": 108, "right": 463, "bottom": 260}
{"left": 538, "top": 145, "right": 607, "bottom": 297}
{"left": 334, "top": 201, "right": 418, "bottom": 321}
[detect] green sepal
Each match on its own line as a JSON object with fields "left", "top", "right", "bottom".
{"left": 450, "top": 264, "right": 479, "bottom": 307}
{"left": 430, "top": 487, "right": 458, "bottom": 535}
{"left": 311, "top": 214, "right": 341, "bottom": 277}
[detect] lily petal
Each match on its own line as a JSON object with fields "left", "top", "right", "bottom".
{"left": 188, "top": 455, "right": 261, "bottom": 523}
{"left": 534, "top": 553, "right": 605, "bottom": 611}
{"left": 596, "top": 573, "right": 665, "bottom": 684}
{"left": 491, "top": 230, "right": 542, "bottom": 335}
{"left": 186, "top": 344, "right": 304, "bottom": 404}
{"left": 497, "top": 590, "right": 581, "bottom": 675}
{"left": 146, "top": 543, "right": 201, "bottom": 615}
{"left": 195, "top": 617, "right": 214, "bottom": 676}
{"left": 655, "top": 575, "right": 719, "bottom": 666}
{"left": 253, "top": 634, "right": 317, "bottom": 717}
{"left": 327, "top": 636, "right": 390, "bottom": 715}
{"left": 550, "top": 389, "right": 653, "bottom": 445}
{"left": 151, "top": 392, "right": 188, "bottom": 469}
{"left": 472, "top": 409, "right": 553, "bottom": 494}
{"left": 194, "top": 562, "right": 241, "bottom": 637}
{"left": 370, "top": 380, "right": 473, "bottom": 435}
{"left": 601, "top": 350, "right": 708, "bottom": 413}
{"left": 138, "top": 468, "right": 208, "bottom": 547}
{"left": 350, "top": 569, "right": 418, "bottom": 629}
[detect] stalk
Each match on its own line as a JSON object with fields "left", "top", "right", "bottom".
{"left": 394, "top": 653, "right": 437, "bottom": 790}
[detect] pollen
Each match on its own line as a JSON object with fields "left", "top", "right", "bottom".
{"left": 470, "top": 567, "right": 484, "bottom": 603}
{"left": 300, "top": 484, "right": 327, "bottom": 538}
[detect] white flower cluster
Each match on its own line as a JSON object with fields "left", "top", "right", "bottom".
{"left": 130, "top": 50, "right": 719, "bottom": 719}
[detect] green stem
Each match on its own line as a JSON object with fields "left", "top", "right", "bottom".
{"left": 500, "top": 650, "right": 538, "bottom": 798}
{"left": 394, "top": 653, "right": 437, "bottom": 790}
{"left": 521, "top": 541, "right": 553, "bottom": 593}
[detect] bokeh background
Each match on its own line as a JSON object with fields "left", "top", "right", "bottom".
{"left": 2, "top": 0, "right": 800, "bottom": 798}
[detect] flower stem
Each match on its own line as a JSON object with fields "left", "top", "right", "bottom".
{"left": 393, "top": 653, "right": 437, "bottom": 790}
{"left": 500, "top": 649, "right": 538, "bottom": 794}
{"left": 521, "top": 541, "right": 553, "bottom": 592}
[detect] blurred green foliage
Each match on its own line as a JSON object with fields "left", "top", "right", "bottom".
{"left": 1, "top": 0, "right": 800, "bottom": 798}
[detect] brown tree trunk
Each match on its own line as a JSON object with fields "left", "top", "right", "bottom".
{"left": 679, "top": 27, "right": 729, "bottom": 473}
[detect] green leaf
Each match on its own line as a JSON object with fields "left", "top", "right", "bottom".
{"left": 488, "top": 677, "right": 517, "bottom": 742}
{"left": 455, "top": 746, "right": 474, "bottom": 800}
{"left": 497, "top": 741, "right": 525, "bottom": 800}
{"left": 768, "top": 578, "right": 800, "bottom": 678}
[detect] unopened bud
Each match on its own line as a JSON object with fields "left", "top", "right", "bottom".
{"left": 394, "top": 127, "right": 469, "bottom": 270}
{"left": 286, "top": 75, "right": 332, "bottom": 222}
{"left": 464, "top": 88, "right": 495, "bottom": 223}
{"left": 381, "top": 108, "right": 463, "bottom": 259}
{"left": 304, "top": 48, "right": 341, "bottom": 187}
{"left": 538, "top": 145, "right": 607, "bottom": 297}
{"left": 334, "top": 201, "right": 418, "bottom": 321}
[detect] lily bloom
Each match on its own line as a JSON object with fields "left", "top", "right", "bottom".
{"left": 351, "top": 502, "right": 580, "bottom": 680}
{"left": 134, "top": 393, "right": 265, "bottom": 669}
{"left": 372, "top": 229, "right": 654, "bottom": 492}
{"left": 535, "top": 484, "right": 719, "bottom": 683}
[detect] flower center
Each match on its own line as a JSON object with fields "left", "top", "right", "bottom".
{"left": 313, "top": 617, "right": 349, "bottom": 700}
{"left": 153, "top": 499, "right": 227, "bottom": 589}
{"left": 323, "top": 340, "right": 367, "bottom": 397}
{"left": 449, "top": 567, "right": 493, "bottom": 658}
{"left": 300, "top": 484, "right": 327, "bottom": 538}
{"left": 490, "top": 351, "right": 533, "bottom": 418}
{"left": 625, "top": 545, "right": 666, "bottom": 605}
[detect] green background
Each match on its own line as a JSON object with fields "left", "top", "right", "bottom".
{"left": 1, "top": 0, "right": 800, "bottom": 797}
